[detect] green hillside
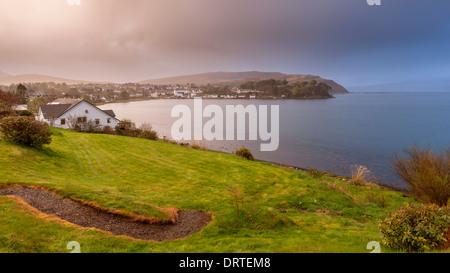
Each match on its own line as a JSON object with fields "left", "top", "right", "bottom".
{"left": 0, "top": 128, "right": 415, "bottom": 253}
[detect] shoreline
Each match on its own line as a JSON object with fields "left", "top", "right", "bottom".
{"left": 254, "top": 157, "right": 407, "bottom": 193}
{"left": 253, "top": 158, "right": 408, "bottom": 193}
{"left": 95, "top": 95, "right": 340, "bottom": 106}
{"left": 164, "top": 138, "right": 408, "bottom": 193}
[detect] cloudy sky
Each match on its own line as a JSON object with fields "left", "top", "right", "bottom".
{"left": 0, "top": 0, "right": 449, "bottom": 87}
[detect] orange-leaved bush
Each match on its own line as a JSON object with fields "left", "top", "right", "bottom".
{"left": 393, "top": 145, "right": 450, "bottom": 206}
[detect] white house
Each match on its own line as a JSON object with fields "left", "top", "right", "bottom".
{"left": 12, "top": 104, "right": 28, "bottom": 111}
{"left": 37, "top": 99, "right": 119, "bottom": 129}
{"left": 174, "top": 90, "right": 192, "bottom": 98}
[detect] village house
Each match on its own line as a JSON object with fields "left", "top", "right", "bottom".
{"left": 36, "top": 98, "right": 119, "bottom": 129}
{"left": 12, "top": 104, "right": 28, "bottom": 111}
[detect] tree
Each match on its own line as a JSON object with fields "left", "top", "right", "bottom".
{"left": 81, "top": 94, "right": 91, "bottom": 101}
{"left": 67, "top": 87, "right": 81, "bottom": 98}
{"left": 27, "top": 97, "right": 51, "bottom": 114}
{"left": 119, "top": 91, "right": 130, "bottom": 100}
{"left": 291, "top": 86, "right": 299, "bottom": 96}
{"left": 0, "top": 91, "right": 22, "bottom": 118}
{"left": 16, "top": 84, "right": 28, "bottom": 103}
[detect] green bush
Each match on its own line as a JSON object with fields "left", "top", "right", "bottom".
{"left": 365, "top": 192, "right": 389, "bottom": 208}
{"left": 393, "top": 145, "right": 450, "bottom": 206}
{"left": 379, "top": 204, "right": 450, "bottom": 252}
{"left": 0, "top": 116, "right": 52, "bottom": 148}
{"left": 0, "top": 103, "right": 14, "bottom": 119}
{"left": 235, "top": 146, "right": 254, "bottom": 161}
{"left": 137, "top": 123, "right": 158, "bottom": 140}
{"left": 307, "top": 168, "right": 323, "bottom": 179}
{"left": 17, "top": 110, "right": 33, "bottom": 117}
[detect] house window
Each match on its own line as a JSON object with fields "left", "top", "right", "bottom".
{"left": 61, "top": 118, "right": 66, "bottom": 125}
{"left": 107, "top": 118, "right": 111, "bottom": 124}
{"left": 77, "top": 117, "right": 87, "bottom": 123}
{"left": 83, "top": 117, "right": 87, "bottom": 122}
{"left": 95, "top": 119, "right": 100, "bottom": 125}
{"left": 85, "top": 110, "right": 89, "bottom": 114}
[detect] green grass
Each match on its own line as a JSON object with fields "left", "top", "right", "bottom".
{"left": 0, "top": 128, "right": 419, "bottom": 253}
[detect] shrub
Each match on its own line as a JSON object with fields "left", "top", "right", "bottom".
{"left": 364, "top": 192, "right": 389, "bottom": 208}
{"left": 115, "top": 119, "right": 139, "bottom": 137}
{"left": 17, "top": 110, "right": 33, "bottom": 117}
{"left": 114, "top": 125, "right": 123, "bottom": 135}
{"left": 350, "top": 164, "right": 371, "bottom": 183}
{"left": 0, "top": 116, "right": 52, "bottom": 148}
{"left": 393, "top": 145, "right": 450, "bottom": 206}
{"left": 307, "top": 168, "right": 323, "bottom": 179}
{"left": 102, "top": 125, "right": 116, "bottom": 135}
{"left": 66, "top": 115, "right": 102, "bottom": 133}
{"left": 74, "top": 120, "right": 102, "bottom": 133}
{"left": 137, "top": 123, "right": 158, "bottom": 140}
{"left": 235, "top": 146, "right": 254, "bottom": 161}
{"left": 379, "top": 204, "right": 450, "bottom": 252}
{"left": 190, "top": 141, "right": 208, "bottom": 151}
{"left": 224, "top": 186, "right": 292, "bottom": 230}
{"left": 191, "top": 143, "right": 201, "bottom": 150}
{"left": 0, "top": 103, "right": 13, "bottom": 119}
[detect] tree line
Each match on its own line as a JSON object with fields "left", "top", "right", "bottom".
{"left": 240, "top": 79, "right": 333, "bottom": 99}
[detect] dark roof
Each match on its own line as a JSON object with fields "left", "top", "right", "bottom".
{"left": 102, "top": 110, "right": 116, "bottom": 118}
{"left": 52, "top": 98, "right": 81, "bottom": 104}
{"left": 39, "top": 99, "right": 118, "bottom": 120}
{"left": 39, "top": 104, "right": 72, "bottom": 120}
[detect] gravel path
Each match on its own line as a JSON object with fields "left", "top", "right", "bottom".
{"left": 0, "top": 187, "right": 211, "bottom": 241}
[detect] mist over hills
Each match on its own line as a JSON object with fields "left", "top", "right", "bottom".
{"left": 140, "top": 71, "right": 349, "bottom": 94}
{"left": 0, "top": 71, "right": 93, "bottom": 85}
{"left": 0, "top": 70, "right": 10, "bottom": 79}
{"left": 349, "top": 78, "right": 450, "bottom": 92}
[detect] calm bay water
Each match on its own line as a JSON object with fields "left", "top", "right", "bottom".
{"left": 100, "top": 92, "right": 450, "bottom": 188}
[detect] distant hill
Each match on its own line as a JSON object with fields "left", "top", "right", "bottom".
{"left": 0, "top": 70, "right": 350, "bottom": 94}
{"left": 140, "top": 71, "right": 349, "bottom": 94}
{"left": 0, "top": 70, "right": 10, "bottom": 79}
{"left": 0, "top": 73, "right": 94, "bottom": 85}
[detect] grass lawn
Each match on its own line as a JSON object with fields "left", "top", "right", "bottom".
{"left": 0, "top": 128, "right": 418, "bottom": 253}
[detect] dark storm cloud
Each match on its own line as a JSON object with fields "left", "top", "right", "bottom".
{"left": 0, "top": 0, "right": 449, "bottom": 85}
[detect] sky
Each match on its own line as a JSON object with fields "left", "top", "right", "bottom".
{"left": 0, "top": 0, "right": 449, "bottom": 87}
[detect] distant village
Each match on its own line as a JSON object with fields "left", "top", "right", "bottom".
{"left": 0, "top": 82, "right": 261, "bottom": 105}
{"left": 1, "top": 79, "right": 332, "bottom": 114}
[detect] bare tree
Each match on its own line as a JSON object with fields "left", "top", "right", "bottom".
{"left": 67, "top": 114, "right": 102, "bottom": 133}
